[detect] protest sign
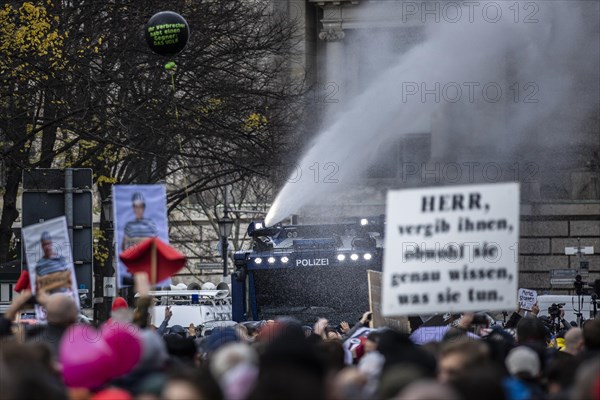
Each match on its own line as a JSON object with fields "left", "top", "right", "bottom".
{"left": 113, "top": 185, "right": 170, "bottom": 287}
{"left": 518, "top": 288, "right": 537, "bottom": 311}
{"left": 382, "top": 183, "right": 520, "bottom": 316}
{"left": 22, "top": 216, "right": 80, "bottom": 320}
{"left": 367, "top": 270, "right": 410, "bottom": 332}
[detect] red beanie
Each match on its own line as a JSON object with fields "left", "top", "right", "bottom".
{"left": 14, "top": 270, "right": 31, "bottom": 293}
{"left": 91, "top": 388, "right": 132, "bottom": 400}
{"left": 111, "top": 297, "right": 128, "bottom": 312}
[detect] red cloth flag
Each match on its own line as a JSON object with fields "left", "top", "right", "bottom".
{"left": 119, "top": 237, "right": 186, "bottom": 284}
{"left": 14, "top": 270, "right": 31, "bottom": 292}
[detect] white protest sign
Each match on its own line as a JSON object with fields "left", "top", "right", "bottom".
{"left": 518, "top": 288, "right": 537, "bottom": 311}
{"left": 382, "top": 183, "right": 519, "bottom": 316}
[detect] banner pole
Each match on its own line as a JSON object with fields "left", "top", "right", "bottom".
{"left": 151, "top": 239, "right": 157, "bottom": 287}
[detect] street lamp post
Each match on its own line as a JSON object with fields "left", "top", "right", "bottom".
{"left": 102, "top": 196, "right": 114, "bottom": 228}
{"left": 94, "top": 195, "right": 114, "bottom": 323}
{"left": 218, "top": 216, "right": 234, "bottom": 278}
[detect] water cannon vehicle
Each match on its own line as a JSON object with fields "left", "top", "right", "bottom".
{"left": 231, "top": 217, "right": 385, "bottom": 323}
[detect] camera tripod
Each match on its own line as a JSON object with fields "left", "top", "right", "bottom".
{"left": 548, "top": 314, "right": 562, "bottom": 335}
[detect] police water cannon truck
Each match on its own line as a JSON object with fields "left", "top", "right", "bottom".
{"left": 231, "top": 217, "right": 385, "bottom": 323}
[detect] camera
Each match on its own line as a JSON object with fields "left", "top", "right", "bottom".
{"left": 548, "top": 303, "right": 565, "bottom": 318}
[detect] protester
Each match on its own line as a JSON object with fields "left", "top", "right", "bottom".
{"left": 25, "top": 291, "right": 78, "bottom": 356}
{"left": 571, "top": 358, "right": 600, "bottom": 400}
{"left": 562, "top": 327, "right": 585, "bottom": 356}
{"left": 0, "top": 289, "right": 33, "bottom": 338}
{"left": 364, "top": 331, "right": 380, "bottom": 353}
{"left": 0, "top": 340, "right": 68, "bottom": 400}
{"left": 504, "top": 346, "right": 546, "bottom": 400}
{"left": 109, "top": 296, "right": 130, "bottom": 323}
{"left": 330, "top": 367, "right": 369, "bottom": 400}
{"left": 248, "top": 320, "right": 327, "bottom": 400}
{"left": 397, "top": 380, "right": 460, "bottom": 400}
{"left": 162, "top": 367, "right": 222, "bottom": 400}
{"left": 452, "top": 367, "right": 507, "bottom": 400}
{"left": 210, "top": 343, "right": 259, "bottom": 399}
{"left": 582, "top": 318, "right": 600, "bottom": 352}
{"left": 546, "top": 352, "right": 581, "bottom": 399}
{"left": 156, "top": 306, "right": 173, "bottom": 336}
{"left": 516, "top": 316, "right": 550, "bottom": 346}
{"left": 437, "top": 338, "right": 490, "bottom": 384}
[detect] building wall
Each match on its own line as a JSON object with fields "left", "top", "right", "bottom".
{"left": 303, "top": 0, "right": 600, "bottom": 297}
{"left": 519, "top": 203, "right": 600, "bottom": 294}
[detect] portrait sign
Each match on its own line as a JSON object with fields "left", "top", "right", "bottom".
{"left": 113, "top": 184, "right": 170, "bottom": 287}
{"left": 22, "top": 216, "right": 80, "bottom": 320}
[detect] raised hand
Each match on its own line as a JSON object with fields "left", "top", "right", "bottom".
{"left": 340, "top": 321, "right": 350, "bottom": 333}
{"left": 6, "top": 289, "right": 33, "bottom": 320}
{"left": 360, "top": 311, "right": 372, "bottom": 325}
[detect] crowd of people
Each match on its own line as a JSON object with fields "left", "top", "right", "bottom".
{"left": 1, "top": 279, "right": 599, "bottom": 400}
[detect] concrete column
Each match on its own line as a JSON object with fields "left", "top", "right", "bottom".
{"left": 318, "top": 4, "right": 348, "bottom": 122}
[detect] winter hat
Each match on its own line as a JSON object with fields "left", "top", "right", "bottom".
{"left": 163, "top": 334, "right": 197, "bottom": 359}
{"left": 133, "top": 330, "right": 169, "bottom": 372}
{"left": 256, "top": 322, "right": 286, "bottom": 343}
{"left": 111, "top": 297, "right": 128, "bottom": 312}
{"left": 221, "top": 363, "right": 259, "bottom": 400}
{"left": 91, "top": 387, "right": 132, "bottom": 400}
{"left": 202, "top": 327, "right": 240, "bottom": 354}
{"left": 210, "top": 343, "right": 258, "bottom": 381}
{"left": 169, "top": 324, "right": 186, "bottom": 337}
{"left": 505, "top": 346, "right": 540, "bottom": 378}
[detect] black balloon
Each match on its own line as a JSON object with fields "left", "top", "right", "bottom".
{"left": 145, "top": 11, "right": 189, "bottom": 56}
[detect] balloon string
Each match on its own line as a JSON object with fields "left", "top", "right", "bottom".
{"left": 171, "top": 76, "right": 190, "bottom": 217}
{"left": 170, "top": 73, "right": 179, "bottom": 120}
{"left": 176, "top": 127, "right": 192, "bottom": 223}
{"left": 164, "top": 62, "right": 189, "bottom": 212}
{"left": 165, "top": 61, "right": 179, "bottom": 120}
{"left": 164, "top": 62, "right": 190, "bottom": 230}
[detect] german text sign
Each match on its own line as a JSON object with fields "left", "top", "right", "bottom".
{"left": 382, "top": 183, "right": 520, "bottom": 316}
{"left": 518, "top": 288, "right": 537, "bottom": 311}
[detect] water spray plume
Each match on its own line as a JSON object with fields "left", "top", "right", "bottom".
{"left": 265, "top": 1, "right": 598, "bottom": 226}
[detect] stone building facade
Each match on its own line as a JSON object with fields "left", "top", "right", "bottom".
{"left": 284, "top": 0, "right": 600, "bottom": 296}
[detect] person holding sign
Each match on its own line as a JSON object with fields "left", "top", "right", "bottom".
{"left": 35, "top": 232, "right": 72, "bottom": 295}
{"left": 518, "top": 288, "right": 538, "bottom": 311}
{"left": 121, "top": 192, "right": 159, "bottom": 251}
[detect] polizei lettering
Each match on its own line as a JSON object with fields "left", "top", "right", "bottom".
{"left": 296, "top": 258, "right": 330, "bottom": 267}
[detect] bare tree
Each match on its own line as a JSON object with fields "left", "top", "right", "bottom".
{"left": 0, "top": 0, "right": 305, "bottom": 263}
